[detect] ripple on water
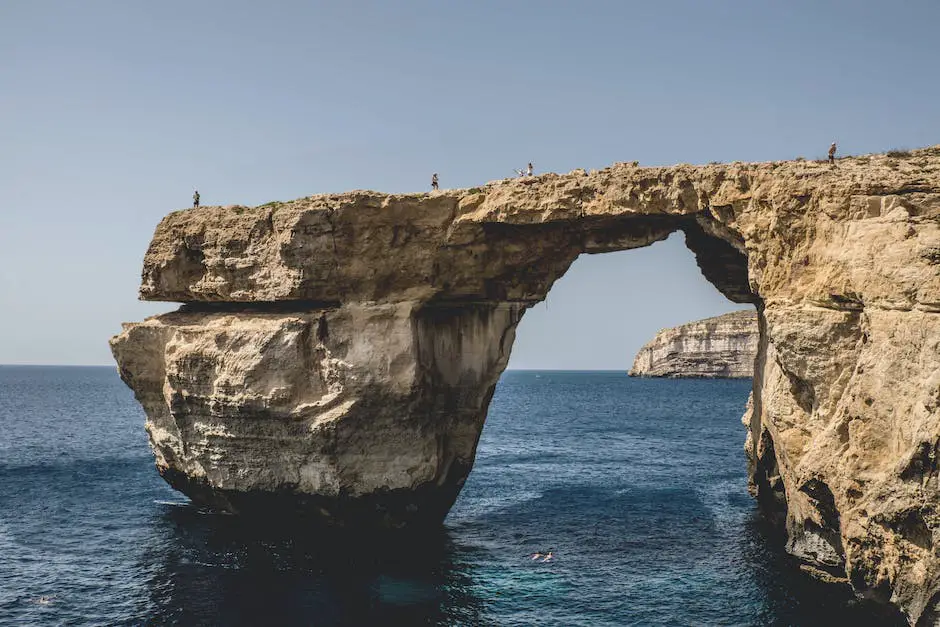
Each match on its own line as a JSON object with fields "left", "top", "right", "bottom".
{"left": 0, "top": 368, "right": 905, "bottom": 626}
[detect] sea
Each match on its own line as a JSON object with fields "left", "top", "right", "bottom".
{"left": 0, "top": 366, "right": 902, "bottom": 626}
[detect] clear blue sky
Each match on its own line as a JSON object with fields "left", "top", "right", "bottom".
{"left": 1, "top": 1, "right": 938, "bottom": 367}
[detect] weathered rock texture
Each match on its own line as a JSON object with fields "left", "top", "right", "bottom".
{"left": 630, "top": 310, "right": 758, "bottom": 378}
{"left": 112, "top": 148, "right": 940, "bottom": 624}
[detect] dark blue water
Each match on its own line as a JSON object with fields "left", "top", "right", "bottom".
{"left": 0, "top": 367, "right": 897, "bottom": 626}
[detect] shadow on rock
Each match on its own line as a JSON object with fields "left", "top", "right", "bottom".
{"left": 740, "top": 511, "right": 906, "bottom": 627}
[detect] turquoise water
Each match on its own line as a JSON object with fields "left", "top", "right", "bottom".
{"left": 0, "top": 367, "right": 899, "bottom": 625}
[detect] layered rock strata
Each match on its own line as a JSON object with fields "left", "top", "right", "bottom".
{"left": 630, "top": 310, "right": 758, "bottom": 378}
{"left": 112, "top": 148, "right": 940, "bottom": 624}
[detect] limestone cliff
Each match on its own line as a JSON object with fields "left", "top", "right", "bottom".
{"left": 112, "top": 148, "right": 940, "bottom": 624}
{"left": 630, "top": 310, "right": 758, "bottom": 378}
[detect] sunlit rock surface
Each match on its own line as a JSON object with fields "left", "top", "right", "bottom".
{"left": 112, "top": 147, "right": 940, "bottom": 624}
{"left": 630, "top": 310, "right": 758, "bottom": 378}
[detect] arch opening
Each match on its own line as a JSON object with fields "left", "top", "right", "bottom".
{"left": 437, "top": 233, "right": 885, "bottom": 624}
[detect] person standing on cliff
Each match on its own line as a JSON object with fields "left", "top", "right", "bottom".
{"left": 431, "top": 173, "right": 439, "bottom": 191}
{"left": 193, "top": 190, "right": 200, "bottom": 208}
{"left": 828, "top": 142, "right": 837, "bottom": 166}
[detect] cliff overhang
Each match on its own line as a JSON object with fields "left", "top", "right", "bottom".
{"left": 112, "top": 147, "right": 940, "bottom": 624}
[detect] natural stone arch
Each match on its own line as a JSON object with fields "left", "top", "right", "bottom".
{"left": 113, "top": 148, "right": 940, "bottom": 624}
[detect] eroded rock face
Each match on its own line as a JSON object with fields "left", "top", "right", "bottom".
{"left": 630, "top": 310, "right": 758, "bottom": 378}
{"left": 114, "top": 302, "right": 523, "bottom": 528}
{"left": 112, "top": 148, "right": 940, "bottom": 623}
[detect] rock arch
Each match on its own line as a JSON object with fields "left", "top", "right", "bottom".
{"left": 112, "top": 148, "right": 940, "bottom": 624}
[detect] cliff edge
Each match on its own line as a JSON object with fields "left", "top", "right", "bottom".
{"left": 112, "top": 147, "right": 940, "bottom": 624}
{"left": 630, "top": 310, "right": 758, "bottom": 378}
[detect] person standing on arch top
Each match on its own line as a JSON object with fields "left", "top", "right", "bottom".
{"left": 828, "top": 142, "right": 837, "bottom": 166}
{"left": 193, "top": 189, "right": 200, "bottom": 208}
{"left": 431, "top": 173, "right": 439, "bottom": 191}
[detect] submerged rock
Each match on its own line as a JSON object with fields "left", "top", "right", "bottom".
{"left": 629, "top": 310, "right": 758, "bottom": 378}
{"left": 112, "top": 147, "right": 940, "bottom": 623}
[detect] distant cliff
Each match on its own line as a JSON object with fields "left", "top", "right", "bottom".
{"left": 630, "top": 311, "right": 758, "bottom": 378}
